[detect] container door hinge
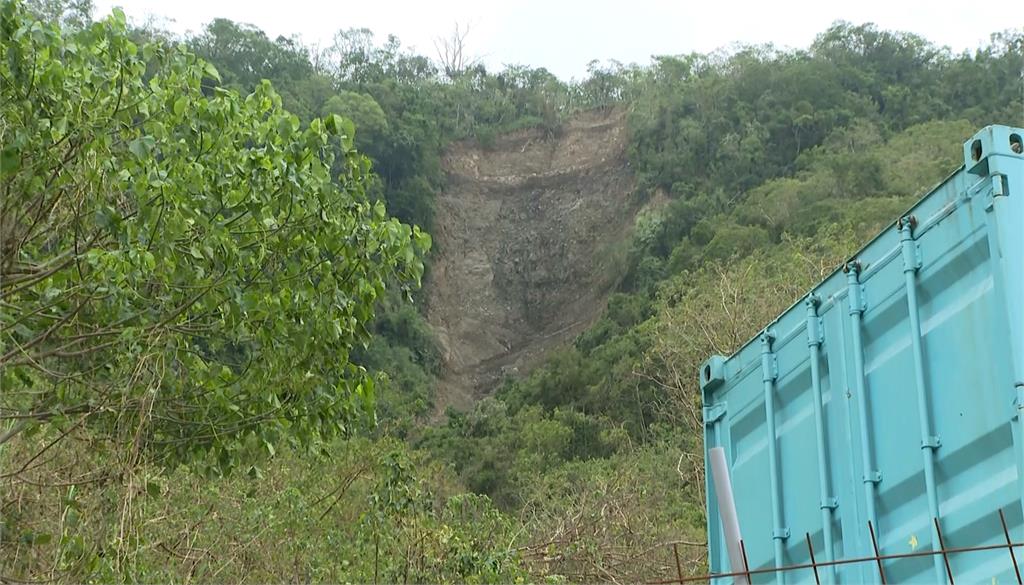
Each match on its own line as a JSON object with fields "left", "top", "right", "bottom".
{"left": 1012, "top": 387, "right": 1024, "bottom": 420}
{"left": 992, "top": 173, "right": 1007, "bottom": 197}
{"left": 980, "top": 174, "right": 1006, "bottom": 210}
{"left": 805, "top": 294, "right": 824, "bottom": 347}
{"left": 901, "top": 241, "right": 922, "bottom": 272}
{"left": 898, "top": 217, "right": 922, "bottom": 272}
{"left": 863, "top": 471, "right": 882, "bottom": 484}
{"left": 703, "top": 403, "right": 727, "bottom": 426}
{"left": 806, "top": 317, "right": 824, "bottom": 347}
{"left": 847, "top": 283, "right": 867, "bottom": 314}
{"left": 921, "top": 436, "right": 941, "bottom": 450}
{"left": 761, "top": 354, "right": 778, "bottom": 382}
{"left": 760, "top": 329, "right": 778, "bottom": 382}
{"left": 820, "top": 497, "right": 838, "bottom": 510}
{"left": 772, "top": 528, "right": 791, "bottom": 540}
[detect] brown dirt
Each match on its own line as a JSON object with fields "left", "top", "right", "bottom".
{"left": 425, "top": 108, "right": 643, "bottom": 414}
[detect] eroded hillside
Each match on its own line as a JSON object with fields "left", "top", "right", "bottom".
{"left": 426, "top": 109, "right": 642, "bottom": 411}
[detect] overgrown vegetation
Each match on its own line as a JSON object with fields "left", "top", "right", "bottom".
{"left": 2, "top": 0, "right": 1022, "bottom": 581}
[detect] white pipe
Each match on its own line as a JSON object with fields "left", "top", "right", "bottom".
{"left": 710, "top": 446, "right": 750, "bottom": 585}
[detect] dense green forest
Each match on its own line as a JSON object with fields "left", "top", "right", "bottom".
{"left": 2, "top": 0, "right": 1023, "bottom": 581}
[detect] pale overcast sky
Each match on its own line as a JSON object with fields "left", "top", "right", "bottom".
{"left": 93, "top": 0, "right": 1023, "bottom": 81}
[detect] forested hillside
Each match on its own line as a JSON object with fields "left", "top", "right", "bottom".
{"left": 2, "top": 0, "right": 1023, "bottom": 581}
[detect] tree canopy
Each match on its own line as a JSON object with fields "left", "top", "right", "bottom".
{"left": 0, "top": 2, "right": 429, "bottom": 473}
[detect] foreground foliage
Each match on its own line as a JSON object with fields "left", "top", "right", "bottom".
{"left": 0, "top": 2, "right": 429, "bottom": 473}
{"left": 3, "top": 434, "right": 525, "bottom": 582}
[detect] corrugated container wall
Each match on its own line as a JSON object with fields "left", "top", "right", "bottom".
{"left": 699, "top": 125, "right": 1024, "bottom": 583}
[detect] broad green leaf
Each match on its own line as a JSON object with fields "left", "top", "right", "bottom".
{"left": 276, "top": 115, "right": 292, "bottom": 138}
{"left": 128, "top": 137, "right": 148, "bottom": 159}
{"left": 202, "top": 61, "right": 221, "bottom": 82}
{"left": 0, "top": 147, "right": 20, "bottom": 176}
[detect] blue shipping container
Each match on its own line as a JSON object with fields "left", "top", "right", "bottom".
{"left": 700, "top": 125, "right": 1024, "bottom": 584}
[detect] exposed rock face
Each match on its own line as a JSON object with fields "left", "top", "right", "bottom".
{"left": 425, "top": 109, "right": 641, "bottom": 412}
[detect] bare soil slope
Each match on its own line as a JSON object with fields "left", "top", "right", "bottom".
{"left": 426, "top": 109, "right": 641, "bottom": 412}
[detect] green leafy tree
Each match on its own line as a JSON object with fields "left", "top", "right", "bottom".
{"left": 321, "top": 90, "right": 389, "bottom": 150}
{"left": 0, "top": 2, "right": 429, "bottom": 472}
{"left": 22, "top": 0, "right": 91, "bottom": 30}
{"left": 188, "top": 18, "right": 313, "bottom": 90}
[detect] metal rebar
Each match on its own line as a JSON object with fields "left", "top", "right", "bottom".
{"left": 1001, "top": 508, "right": 1023, "bottom": 584}
{"left": 673, "top": 543, "right": 684, "bottom": 585}
{"left": 868, "top": 521, "right": 887, "bottom": 584}
{"left": 740, "top": 539, "right": 751, "bottom": 584}
{"left": 806, "top": 532, "right": 821, "bottom": 585}
{"left": 934, "top": 517, "right": 955, "bottom": 584}
{"left": 646, "top": 537, "right": 1024, "bottom": 584}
